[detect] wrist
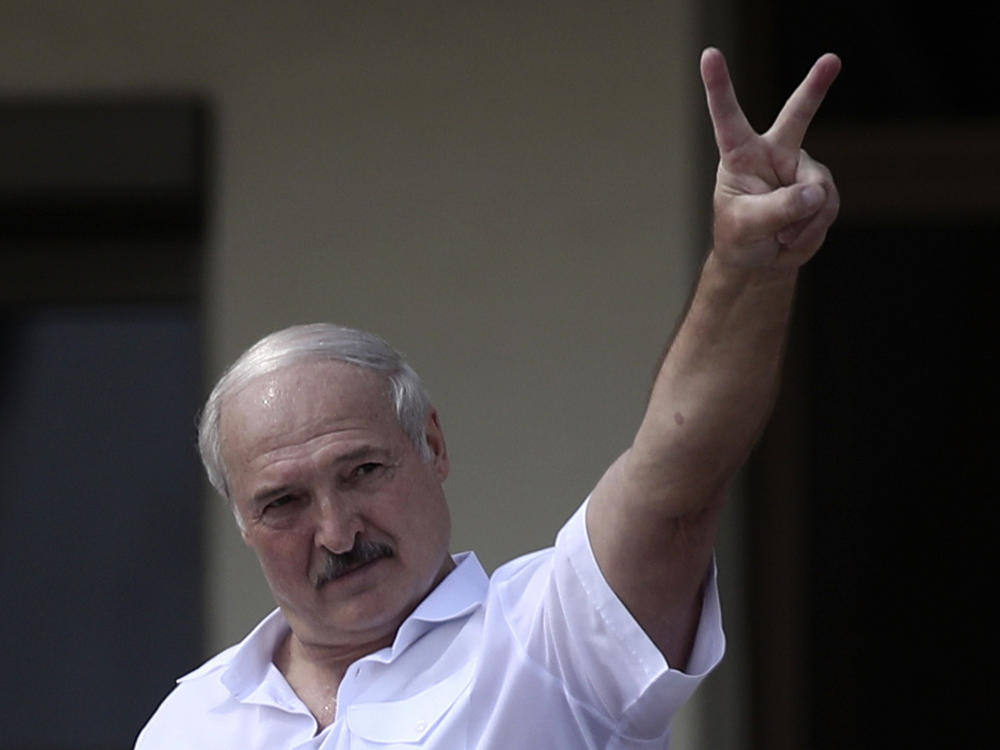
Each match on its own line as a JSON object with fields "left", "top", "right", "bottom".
{"left": 701, "top": 249, "right": 800, "bottom": 296}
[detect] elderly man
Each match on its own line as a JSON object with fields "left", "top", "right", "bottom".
{"left": 136, "top": 47, "right": 840, "bottom": 748}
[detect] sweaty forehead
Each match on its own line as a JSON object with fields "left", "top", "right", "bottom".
{"left": 218, "top": 360, "right": 396, "bottom": 464}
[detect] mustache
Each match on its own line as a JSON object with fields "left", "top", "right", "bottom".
{"left": 313, "top": 539, "right": 394, "bottom": 588}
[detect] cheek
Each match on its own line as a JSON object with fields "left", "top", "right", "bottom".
{"left": 404, "top": 493, "right": 451, "bottom": 557}
{"left": 250, "top": 531, "right": 313, "bottom": 579}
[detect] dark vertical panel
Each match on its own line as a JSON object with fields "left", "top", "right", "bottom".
{"left": 775, "top": 1, "right": 1000, "bottom": 120}
{"left": 740, "top": 0, "right": 997, "bottom": 746}
{"left": 0, "top": 305, "right": 203, "bottom": 748}
{"left": 802, "top": 224, "right": 994, "bottom": 747}
{"left": 0, "top": 94, "right": 208, "bottom": 750}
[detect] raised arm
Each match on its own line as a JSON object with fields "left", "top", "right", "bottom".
{"left": 587, "top": 47, "right": 841, "bottom": 668}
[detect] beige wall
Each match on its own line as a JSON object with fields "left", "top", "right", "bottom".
{"left": 198, "top": 1, "right": 705, "bottom": 646}
{"left": 2, "top": 3, "right": 747, "bottom": 746}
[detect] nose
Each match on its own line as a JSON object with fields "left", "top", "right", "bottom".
{"left": 312, "top": 496, "right": 363, "bottom": 554}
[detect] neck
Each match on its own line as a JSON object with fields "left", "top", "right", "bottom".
{"left": 274, "top": 553, "right": 458, "bottom": 729}
{"left": 274, "top": 629, "right": 396, "bottom": 732}
{"left": 279, "top": 627, "right": 395, "bottom": 680}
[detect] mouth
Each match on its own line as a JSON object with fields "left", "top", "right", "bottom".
{"left": 328, "top": 556, "right": 381, "bottom": 582}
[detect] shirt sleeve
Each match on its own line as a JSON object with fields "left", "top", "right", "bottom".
{"left": 547, "top": 497, "right": 725, "bottom": 736}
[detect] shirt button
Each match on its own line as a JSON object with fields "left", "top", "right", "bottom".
{"left": 415, "top": 719, "right": 427, "bottom": 733}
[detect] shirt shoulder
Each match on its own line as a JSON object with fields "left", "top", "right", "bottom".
{"left": 134, "top": 652, "right": 237, "bottom": 750}
{"left": 479, "top": 497, "right": 724, "bottom": 739}
{"left": 174, "top": 641, "right": 240, "bottom": 682}
{"left": 134, "top": 610, "right": 293, "bottom": 750}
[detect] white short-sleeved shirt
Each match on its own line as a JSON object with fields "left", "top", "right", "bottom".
{"left": 135, "top": 500, "right": 724, "bottom": 749}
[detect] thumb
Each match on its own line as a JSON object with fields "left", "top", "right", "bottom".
{"left": 723, "top": 183, "right": 826, "bottom": 243}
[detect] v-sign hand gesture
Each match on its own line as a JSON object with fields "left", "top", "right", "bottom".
{"left": 701, "top": 47, "right": 842, "bottom": 271}
{"left": 568, "top": 48, "right": 845, "bottom": 679}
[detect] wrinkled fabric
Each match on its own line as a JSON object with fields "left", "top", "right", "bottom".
{"left": 135, "top": 498, "right": 724, "bottom": 749}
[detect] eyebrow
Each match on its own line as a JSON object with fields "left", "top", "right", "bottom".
{"left": 248, "top": 444, "right": 394, "bottom": 506}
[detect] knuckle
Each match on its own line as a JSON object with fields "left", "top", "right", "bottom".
{"left": 828, "top": 189, "right": 841, "bottom": 219}
{"left": 713, "top": 201, "right": 755, "bottom": 245}
{"left": 728, "top": 202, "right": 759, "bottom": 239}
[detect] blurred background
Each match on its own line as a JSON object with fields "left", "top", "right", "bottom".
{"left": 0, "top": 2, "right": 994, "bottom": 749}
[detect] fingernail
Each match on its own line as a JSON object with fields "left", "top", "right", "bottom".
{"left": 802, "top": 185, "right": 825, "bottom": 210}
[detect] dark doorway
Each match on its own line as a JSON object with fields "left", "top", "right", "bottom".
{"left": 736, "top": 2, "right": 998, "bottom": 747}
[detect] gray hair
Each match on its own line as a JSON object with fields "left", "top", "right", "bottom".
{"left": 197, "top": 323, "right": 433, "bottom": 501}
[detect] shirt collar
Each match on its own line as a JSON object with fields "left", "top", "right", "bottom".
{"left": 206, "top": 551, "right": 489, "bottom": 700}
{"left": 218, "top": 608, "right": 292, "bottom": 700}
{"left": 377, "top": 551, "right": 488, "bottom": 662}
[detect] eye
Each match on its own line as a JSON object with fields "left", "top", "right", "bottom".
{"left": 353, "top": 462, "right": 383, "bottom": 478}
{"left": 263, "top": 494, "right": 299, "bottom": 514}
{"left": 338, "top": 458, "right": 394, "bottom": 489}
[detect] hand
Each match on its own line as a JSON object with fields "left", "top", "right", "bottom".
{"left": 701, "top": 47, "right": 841, "bottom": 271}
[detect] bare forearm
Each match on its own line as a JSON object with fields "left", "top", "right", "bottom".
{"left": 584, "top": 48, "right": 840, "bottom": 667}
{"left": 588, "top": 251, "right": 799, "bottom": 665}
{"left": 626, "top": 250, "right": 799, "bottom": 517}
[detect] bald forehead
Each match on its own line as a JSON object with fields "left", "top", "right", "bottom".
{"left": 225, "top": 359, "right": 386, "bottom": 412}
{"left": 218, "top": 360, "right": 397, "bottom": 464}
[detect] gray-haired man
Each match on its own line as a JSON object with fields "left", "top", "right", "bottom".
{"left": 136, "top": 47, "right": 841, "bottom": 748}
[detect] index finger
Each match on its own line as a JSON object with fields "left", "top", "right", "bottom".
{"left": 700, "top": 47, "right": 755, "bottom": 155}
{"left": 769, "top": 53, "right": 842, "bottom": 148}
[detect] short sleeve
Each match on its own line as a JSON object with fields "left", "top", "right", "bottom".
{"left": 548, "top": 498, "right": 725, "bottom": 735}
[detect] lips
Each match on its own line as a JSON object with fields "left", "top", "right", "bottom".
{"left": 330, "top": 556, "right": 379, "bottom": 581}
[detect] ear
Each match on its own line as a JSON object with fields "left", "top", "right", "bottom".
{"left": 423, "top": 408, "right": 450, "bottom": 481}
